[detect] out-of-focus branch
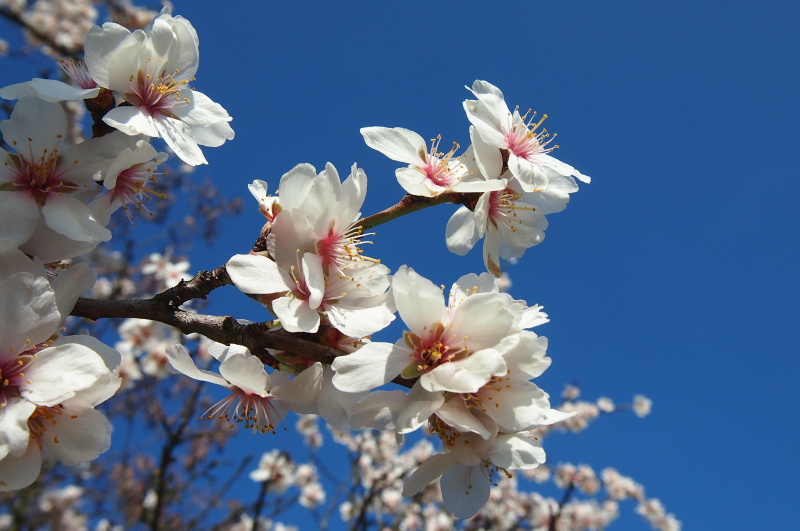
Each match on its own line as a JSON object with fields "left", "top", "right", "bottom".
{"left": 0, "top": 6, "right": 82, "bottom": 59}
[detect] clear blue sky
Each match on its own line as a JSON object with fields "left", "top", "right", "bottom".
{"left": 3, "top": 1, "right": 799, "bottom": 528}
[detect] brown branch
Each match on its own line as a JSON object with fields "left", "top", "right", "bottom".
{"left": 70, "top": 265, "right": 418, "bottom": 388}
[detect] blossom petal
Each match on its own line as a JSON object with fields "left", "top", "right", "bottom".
{"left": 0, "top": 79, "right": 99, "bottom": 102}
{"left": 489, "top": 434, "right": 546, "bottom": 470}
{"left": 421, "top": 348, "right": 506, "bottom": 393}
{"left": 165, "top": 344, "right": 229, "bottom": 387}
{"left": 0, "top": 192, "right": 39, "bottom": 246}
{"left": 441, "top": 463, "right": 490, "bottom": 518}
{"left": 271, "top": 362, "right": 323, "bottom": 409}
{"left": 392, "top": 266, "right": 447, "bottom": 335}
{"left": 402, "top": 452, "right": 458, "bottom": 497}
{"left": 272, "top": 296, "right": 319, "bottom": 333}
{"left": 41, "top": 405, "right": 112, "bottom": 466}
{"left": 0, "top": 437, "right": 41, "bottom": 492}
{"left": 42, "top": 195, "right": 111, "bottom": 243}
{"left": 219, "top": 353, "right": 270, "bottom": 395}
{"left": 226, "top": 254, "right": 288, "bottom": 295}
{"left": 22, "top": 343, "right": 110, "bottom": 406}
{"left": 361, "top": 126, "right": 424, "bottom": 164}
{"left": 0, "top": 399, "right": 35, "bottom": 460}
{"left": 331, "top": 342, "right": 405, "bottom": 393}
{"left": 0, "top": 273, "right": 59, "bottom": 358}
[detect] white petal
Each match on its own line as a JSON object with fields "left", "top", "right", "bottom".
{"left": 349, "top": 390, "right": 406, "bottom": 430}
{"left": 272, "top": 296, "right": 319, "bottom": 333}
{"left": 392, "top": 266, "right": 447, "bottom": 335}
{"left": 441, "top": 463, "right": 490, "bottom": 519}
{"left": 435, "top": 398, "right": 493, "bottom": 439}
{"left": 331, "top": 342, "right": 405, "bottom": 393}
{"left": 102, "top": 105, "right": 159, "bottom": 137}
{"left": 219, "top": 353, "right": 269, "bottom": 395}
{"left": 445, "top": 206, "right": 480, "bottom": 256}
{"left": 302, "top": 253, "right": 324, "bottom": 309}
{"left": 41, "top": 405, "right": 112, "bottom": 466}
{"left": 0, "top": 273, "right": 59, "bottom": 358}
{"left": 42, "top": 195, "right": 111, "bottom": 243}
{"left": 22, "top": 344, "right": 110, "bottom": 406}
{"left": 360, "top": 126, "right": 424, "bottom": 164}
{"left": 396, "top": 382, "right": 444, "bottom": 434}
{"left": 0, "top": 399, "right": 35, "bottom": 460}
{"left": 226, "top": 254, "right": 288, "bottom": 295}
{"left": 180, "top": 91, "right": 234, "bottom": 146}
{"left": 272, "top": 363, "right": 323, "bottom": 410}
{"left": 402, "top": 452, "right": 458, "bottom": 497}
{"left": 421, "top": 349, "right": 506, "bottom": 393}
{"left": 489, "top": 434, "right": 546, "bottom": 469}
{"left": 1, "top": 98, "right": 66, "bottom": 157}
{"left": 0, "top": 437, "right": 41, "bottom": 492}
{"left": 153, "top": 116, "right": 207, "bottom": 166}
{"left": 0, "top": 192, "right": 39, "bottom": 247}
{"left": 0, "top": 79, "right": 99, "bottom": 102}
{"left": 165, "top": 344, "right": 228, "bottom": 387}
{"left": 84, "top": 22, "right": 135, "bottom": 88}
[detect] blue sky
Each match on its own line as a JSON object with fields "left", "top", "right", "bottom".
{"left": 3, "top": 1, "right": 799, "bottom": 528}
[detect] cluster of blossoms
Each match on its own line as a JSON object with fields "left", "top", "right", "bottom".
{"left": 0, "top": 5, "right": 677, "bottom": 527}
{"left": 0, "top": 6, "right": 233, "bottom": 491}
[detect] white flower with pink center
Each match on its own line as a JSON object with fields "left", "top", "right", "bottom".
{"left": 226, "top": 251, "right": 393, "bottom": 336}
{"left": 402, "top": 423, "right": 547, "bottom": 519}
{"left": 0, "top": 272, "right": 121, "bottom": 492}
{"left": 447, "top": 181, "right": 548, "bottom": 277}
{"left": 84, "top": 8, "right": 234, "bottom": 165}
{"left": 332, "top": 266, "right": 520, "bottom": 395}
{"left": 227, "top": 162, "right": 394, "bottom": 336}
{"left": 0, "top": 98, "right": 127, "bottom": 251}
{"left": 464, "top": 80, "right": 589, "bottom": 193}
{"left": 270, "top": 162, "right": 372, "bottom": 270}
{"left": 361, "top": 126, "right": 505, "bottom": 197}
{"left": 90, "top": 139, "right": 168, "bottom": 223}
{"left": 166, "top": 344, "right": 322, "bottom": 434}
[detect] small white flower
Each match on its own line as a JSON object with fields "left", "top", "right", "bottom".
{"left": 166, "top": 344, "right": 322, "bottom": 433}
{"left": 464, "top": 80, "right": 589, "bottom": 193}
{"left": 84, "top": 8, "right": 234, "bottom": 165}
{"left": 361, "top": 126, "right": 505, "bottom": 197}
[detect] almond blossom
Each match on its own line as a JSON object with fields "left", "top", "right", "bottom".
{"left": 464, "top": 80, "right": 589, "bottom": 193}
{"left": 83, "top": 7, "right": 234, "bottom": 165}
{"left": 0, "top": 272, "right": 121, "bottom": 492}
{"left": 360, "top": 126, "right": 505, "bottom": 197}
{"left": 446, "top": 127, "right": 578, "bottom": 276}
{"left": 402, "top": 426, "right": 547, "bottom": 519}
{"left": 332, "top": 266, "right": 520, "bottom": 395}
{"left": 0, "top": 97, "right": 124, "bottom": 251}
{"left": 227, "top": 163, "right": 394, "bottom": 336}
{"left": 166, "top": 344, "right": 322, "bottom": 433}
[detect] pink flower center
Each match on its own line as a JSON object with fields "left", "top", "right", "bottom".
{"left": 110, "top": 162, "right": 165, "bottom": 221}
{"left": 404, "top": 322, "right": 471, "bottom": 374}
{"left": 124, "top": 69, "right": 190, "bottom": 118}
{"left": 316, "top": 224, "right": 373, "bottom": 271}
{"left": 57, "top": 59, "right": 97, "bottom": 89}
{"left": 504, "top": 110, "right": 557, "bottom": 161}
{"left": 0, "top": 355, "right": 31, "bottom": 407}
{"left": 202, "top": 389, "right": 283, "bottom": 434}
{"left": 486, "top": 188, "right": 536, "bottom": 230}
{"left": 4, "top": 146, "right": 81, "bottom": 205}
{"left": 415, "top": 135, "right": 466, "bottom": 187}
